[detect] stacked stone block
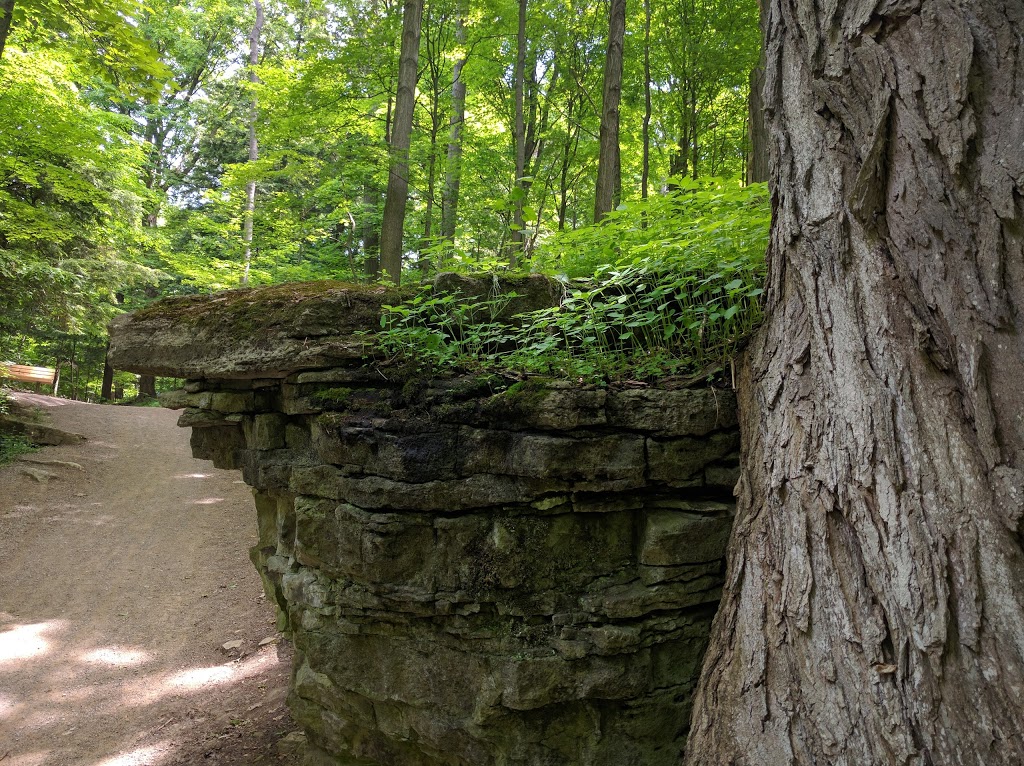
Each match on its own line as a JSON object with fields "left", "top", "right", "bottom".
{"left": 161, "top": 371, "right": 739, "bottom": 766}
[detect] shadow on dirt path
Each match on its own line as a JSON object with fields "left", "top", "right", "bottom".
{"left": 0, "top": 393, "right": 301, "bottom": 766}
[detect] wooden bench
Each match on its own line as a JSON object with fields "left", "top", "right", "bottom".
{"left": 0, "top": 363, "right": 59, "bottom": 394}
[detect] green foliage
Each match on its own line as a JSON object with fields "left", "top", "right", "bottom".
{"left": 0, "top": 434, "right": 36, "bottom": 465}
{"left": 1, "top": 0, "right": 766, "bottom": 397}
{"left": 374, "top": 181, "right": 769, "bottom": 382}
{"left": 0, "top": 48, "right": 158, "bottom": 342}
{"left": 534, "top": 178, "right": 769, "bottom": 278}
{"left": 3, "top": 0, "right": 169, "bottom": 93}
{"left": 0, "top": 389, "right": 38, "bottom": 464}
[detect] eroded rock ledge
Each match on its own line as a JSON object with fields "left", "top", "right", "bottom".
{"left": 109, "top": 282, "right": 740, "bottom": 766}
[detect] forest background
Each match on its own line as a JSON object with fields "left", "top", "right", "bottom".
{"left": 0, "top": 0, "right": 766, "bottom": 400}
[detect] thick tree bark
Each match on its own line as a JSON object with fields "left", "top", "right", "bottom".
{"left": 0, "top": 0, "right": 16, "bottom": 63}
{"left": 440, "top": 0, "right": 468, "bottom": 248}
{"left": 379, "top": 0, "right": 423, "bottom": 285}
{"left": 685, "top": 2, "right": 1024, "bottom": 765}
{"left": 240, "top": 0, "right": 264, "bottom": 286}
{"left": 594, "top": 0, "right": 625, "bottom": 222}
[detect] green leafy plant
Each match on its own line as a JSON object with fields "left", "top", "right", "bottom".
{"left": 371, "top": 180, "right": 770, "bottom": 382}
{"left": 0, "top": 433, "right": 36, "bottom": 465}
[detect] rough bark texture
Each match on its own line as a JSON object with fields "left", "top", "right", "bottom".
{"left": 378, "top": 0, "right": 423, "bottom": 284}
{"left": 685, "top": 2, "right": 1024, "bottom": 764}
{"left": 594, "top": 0, "right": 626, "bottom": 222}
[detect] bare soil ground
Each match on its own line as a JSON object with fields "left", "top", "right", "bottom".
{"left": 0, "top": 392, "right": 302, "bottom": 766}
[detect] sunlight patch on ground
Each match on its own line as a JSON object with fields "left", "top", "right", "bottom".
{"left": 90, "top": 742, "right": 171, "bottom": 766}
{"left": 0, "top": 691, "right": 18, "bottom": 718}
{"left": 168, "top": 664, "right": 235, "bottom": 688}
{"left": 0, "top": 621, "right": 65, "bottom": 664}
{"left": 174, "top": 472, "right": 211, "bottom": 479}
{"left": 3, "top": 750, "right": 50, "bottom": 766}
{"left": 43, "top": 684, "right": 99, "bottom": 704}
{"left": 81, "top": 647, "right": 152, "bottom": 667}
{"left": 193, "top": 497, "right": 224, "bottom": 505}
{"left": 90, "top": 645, "right": 280, "bottom": 713}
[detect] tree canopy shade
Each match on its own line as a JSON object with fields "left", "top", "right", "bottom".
{"left": 684, "top": 2, "right": 1024, "bottom": 764}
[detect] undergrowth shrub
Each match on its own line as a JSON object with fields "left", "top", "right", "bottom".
{"left": 374, "top": 179, "right": 770, "bottom": 382}
{"left": 0, "top": 433, "right": 35, "bottom": 465}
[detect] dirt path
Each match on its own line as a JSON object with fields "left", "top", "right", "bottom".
{"left": 0, "top": 393, "right": 301, "bottom": 766}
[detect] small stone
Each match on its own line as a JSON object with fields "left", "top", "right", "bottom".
{"left": 20, "top": 467, "right": 56, "bottom": 483}
{"left": 19, "top": 458, "right": 84, "bottom": 471}
{"left": 277, "top": 730, "right": 307, "bottom": 757}
{"left": 258, "top": 636, "right": 279, "bottom": 646}
{"left": 222, "top": 639, "right": 244, "bottom": 651}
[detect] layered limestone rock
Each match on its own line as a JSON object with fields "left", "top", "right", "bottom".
{"left": 109, "top": 282, "right": 740, "bottom": 766}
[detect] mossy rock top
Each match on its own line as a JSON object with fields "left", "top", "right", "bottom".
{"left": 109, "top": 281, "right": 406, "bottom": 379}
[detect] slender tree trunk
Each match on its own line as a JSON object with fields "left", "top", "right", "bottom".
{"left": 440, "top": 0, "right": 468, "bottom": 247}
{"left": 422, "top": 147, "right": 436, "bottom": 242}
{"left": 509, "top": 0, "right": 527, "bottom": 267}
{"left": 0, "top": 0, "right": 15, "bottom": 63}
{"left": 641, "top": 0, "right": 651, "bottom": 204}
{"left": 558, "top": 120, "right": 572, "bottom": 231}
{"left": 594, "top": 0, "right": 626, "bottom": 222}
{"left": 240, "top": 0, "right": 264, "bottom": 286}
{"left": 685, "top": 3, "right": 1024, "bottom": 764}
{"left": 101, "top": 291, "right": 123, "bottom": 402}
{"left": 746, "top": 0, "right": 769, "bottom": 186}
{"left": 101, "top": 341, "right": 115, "bottom": 400}
{"left": 362, "top": 187, "right": 381, "bottom": 279}
{"left": 689, "top": 95, "right": 699, "bottom": 179}
{"left": 379, "top": 0, "right": 424, "bottom": 285}
{"left": 745, "top": 60, "right": 768, "bottom": 184}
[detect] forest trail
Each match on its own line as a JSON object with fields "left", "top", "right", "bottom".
{"left": 0, "top": 393, "right": 300, "bottom": 766}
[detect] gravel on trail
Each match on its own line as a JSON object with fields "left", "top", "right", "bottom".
{"left": 0, "top": 392, "right": 301, "bottom": 766}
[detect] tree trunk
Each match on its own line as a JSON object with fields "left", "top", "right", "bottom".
{"left": 362, "top": 187, "right": 381, "bottom": 279}
{"left": 685, "top": 3, "right": 1024, "bottom": 765}
{"left": 594, "top": 0, "right": 626, "bottom": 222}
{"left": 240, "top": 0, "right": 264, "bottom": 286}
{"left": 745, "top": 1, "right": 768, "bottom": 185}
{"left": 744, "top": 61, "right": 768, "bottom": 184}
{"left": 101, "top": 341, "right": 115, "bottom": 401}
{"left": 138, "top": 375, "right": 157, "bottom": 399}
{"left": 640, "top": 0, "right": 651, "bottom": 204}
{"left": 440, "top": 0, "right": 468, "bottom": 247}
{"left": 509, "top": 0, "right": 527, "bottom": 268}
{"left": 379, "top": 0, "right": 424, "bottom": 285}
{"left": 0, "top": 0, "right": 16, "bottom": 63}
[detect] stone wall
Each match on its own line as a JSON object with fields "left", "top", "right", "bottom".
{"left": 108, "top": 282, "right": 740, "bottom": 766}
